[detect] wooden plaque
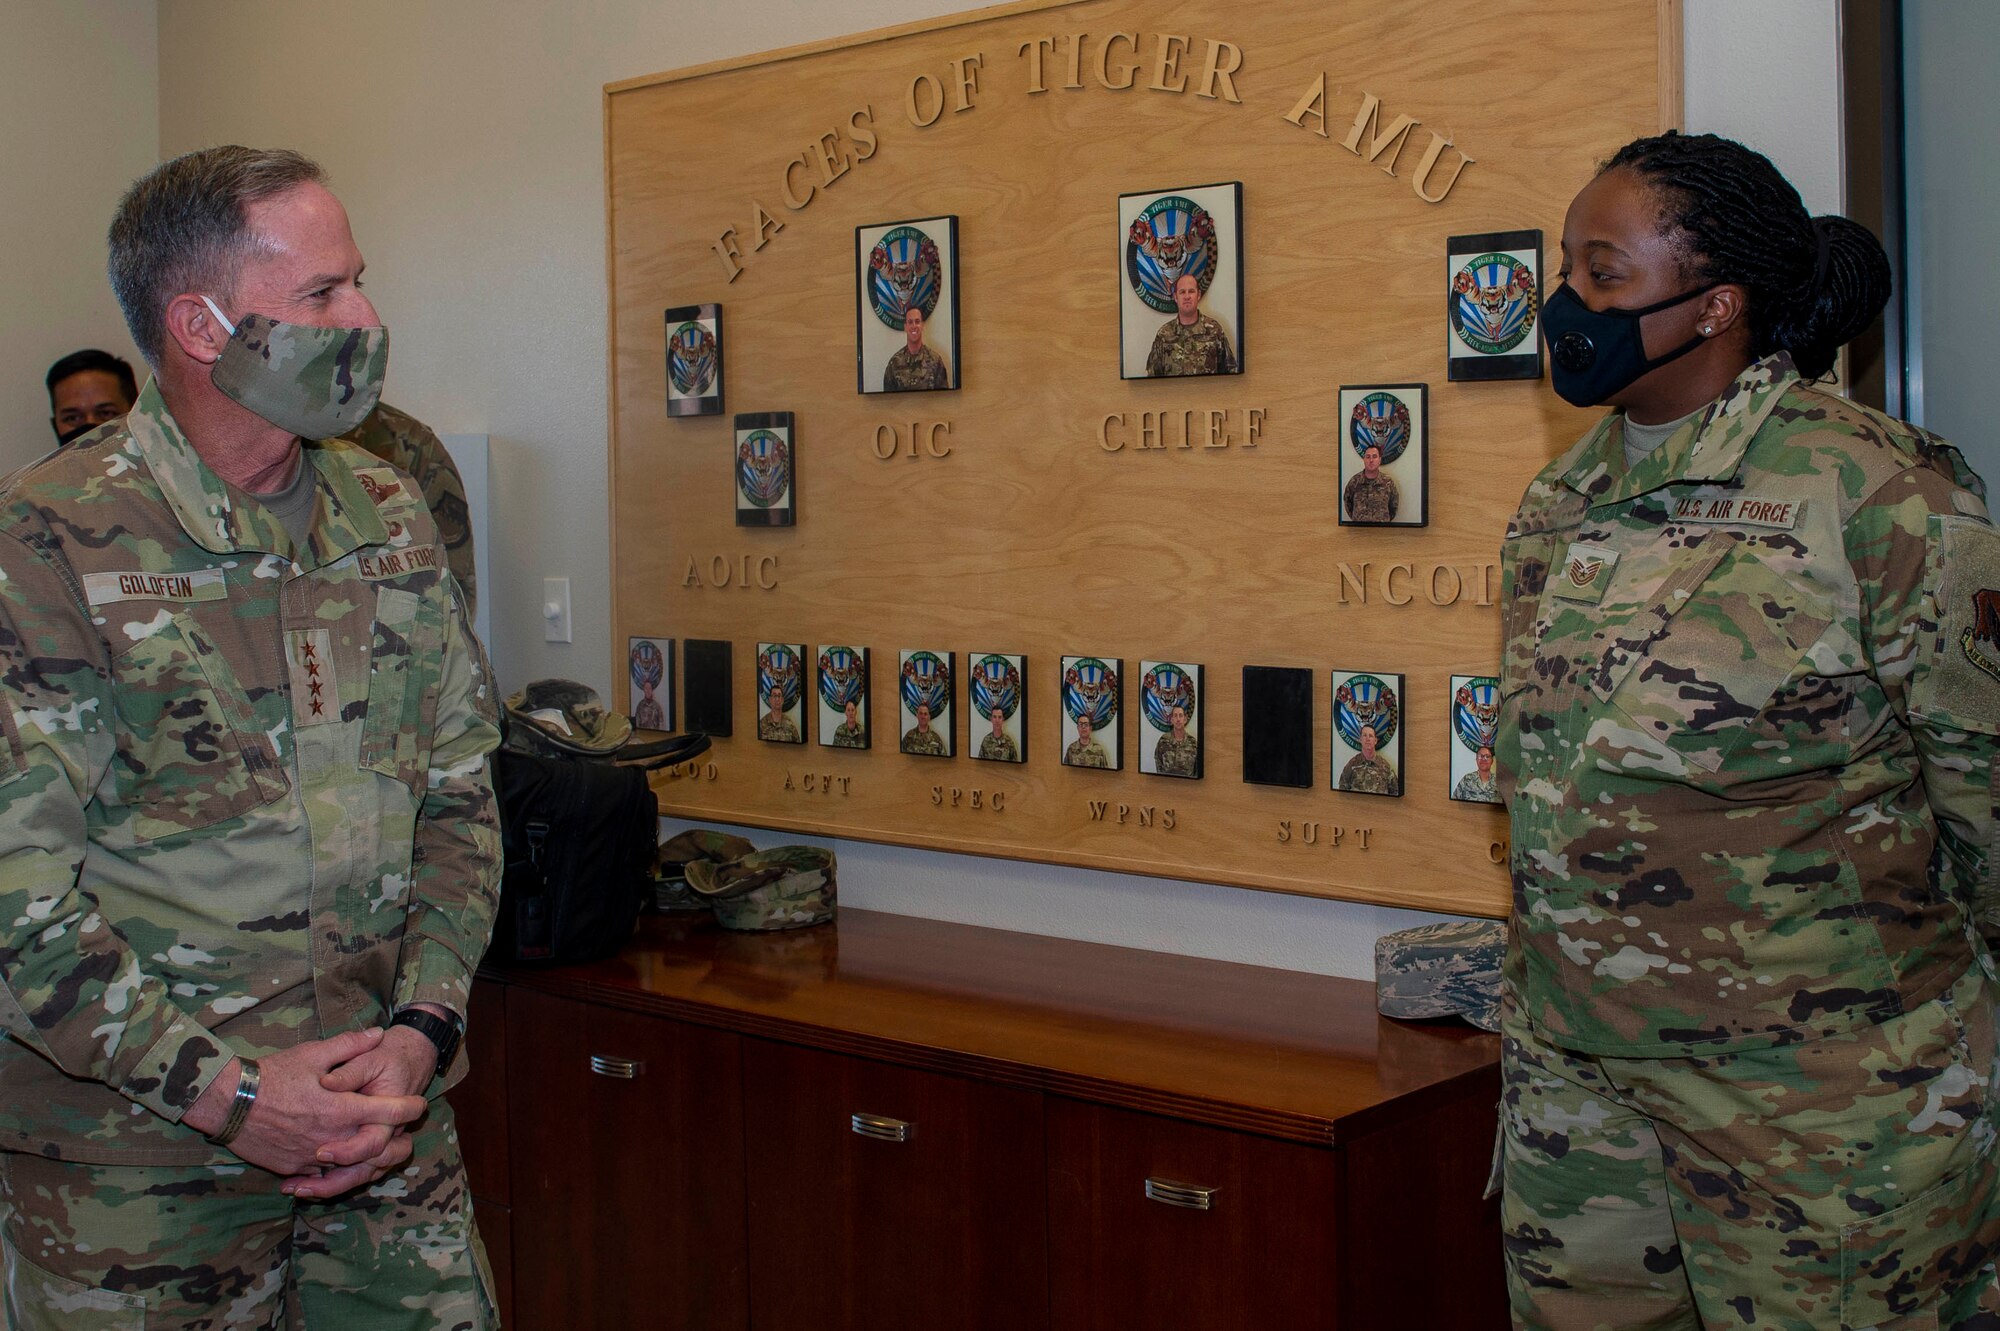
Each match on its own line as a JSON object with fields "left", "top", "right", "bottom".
{"left": 606, "top": 0, "right": 1680, "bottom": 918}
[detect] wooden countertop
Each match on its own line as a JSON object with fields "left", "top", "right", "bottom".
{"left": 484, "top": 909, "right": 1498, "bottom": 1147}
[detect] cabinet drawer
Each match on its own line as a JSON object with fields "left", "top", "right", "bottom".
{"left": 742, "top": 1038, "right": 1047, "bottom": 1331}
{"left": 1047, "top": 1098, "right": 1339, "bottom": 1329}
{"left": 506, "top": 989, "right": 747, "bottom": 1331}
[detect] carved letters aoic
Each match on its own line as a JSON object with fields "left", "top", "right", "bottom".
{"left": 684, "top": 554, "right": 779, "bottom": 590}
{"left": 715, "top": 35, "right": 1476, "bottom": 282}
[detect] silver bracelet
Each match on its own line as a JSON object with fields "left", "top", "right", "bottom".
{"left": 206, "top": 1058, "right": 261, "bottom": 1146}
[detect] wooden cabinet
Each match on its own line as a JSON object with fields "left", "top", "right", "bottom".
{"left": 464, "top": 910, "right": 1504, "bottom": 1330}
{"left": 506, "top": 989, "right": 748, "bottom": 1331}
{"left": 742, "top": 1039, "right": 1047, "bottom": 1330}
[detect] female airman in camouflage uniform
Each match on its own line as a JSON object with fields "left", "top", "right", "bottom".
{"left": 1499, "top": 133, "right": 2000, "bottom": 1329}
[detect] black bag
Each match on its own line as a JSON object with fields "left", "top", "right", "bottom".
{"left": 488, "top": 748, "right": 658, "bottom": 965}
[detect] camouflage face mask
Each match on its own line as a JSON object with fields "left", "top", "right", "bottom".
{"left": 201, "top": 296, "right": 388, "bottom": 440}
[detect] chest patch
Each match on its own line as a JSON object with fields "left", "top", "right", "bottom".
{"left": 287, "top": 628, "right": 339, "bottom": 726}
{"left": 82, "top": 569, "right": 227, "bottom": 606}
{"left": 1966, "top": 587, "right": 2000, "bottom": 685}
{"left": 1670, "top": 489, "right": 1803, "bottom": 530}
{"left": 1550, "top": 542, "right": 1620, "bottom": 603}
{"left": 354, "top": 467, "right": 406, "bottom": 505}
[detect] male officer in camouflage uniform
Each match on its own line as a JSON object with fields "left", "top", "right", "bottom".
{"left": 1337, "top": 724, "right": 1397, "bottom": 794}
{"left": 1063, "top": 714, "right": 1110, "bottom": 768}
{"left": 900, "top": 703, "right": 946, "bottom": 756}
{"left": 1144, "top": 273, "right": 1236, "bottom": 377}
{"left": 831, "top": 700, "right": 866, "bottom": 748}
{"left": 978, "top": 707, "right": 1018, "bottom": 762}
{"left": 881, "top": 305, "right": 949, "bottom": 392}
{"left": 759, "top": 685, "right": 800, "bottom": 742}
{"left": 345, "top": 402, "right": 477, "bottom": 614}
{"left": 1342, "top": 444, "right": 1399, "bottom": 523}
{"left": 0, "top": 146, "right": 501, "bottom": 1328}
{"left": 1152, "top": 705, "right": 1198, "bottom": 776}
{"left": 1498, "top": 351, "right": 2000, "bottom": 1328}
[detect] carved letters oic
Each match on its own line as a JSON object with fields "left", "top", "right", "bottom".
{"left": 714, "top": 32, "right": 1474, "bottom": 282}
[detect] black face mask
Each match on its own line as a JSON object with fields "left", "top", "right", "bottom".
{"left": 1542, "top": 282, "right": 1716, "bottom": 407}
{"left": 53, "top": 420, "right": 95, "bottom": 447}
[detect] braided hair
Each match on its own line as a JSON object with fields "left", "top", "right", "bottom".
{"left": 1603, "top": 131, "right": 1891, "bottom": 379}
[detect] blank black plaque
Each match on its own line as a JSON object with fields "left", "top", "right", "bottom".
{"left": 1241, "top": 665, "right": 1313, "bottom": 788}
{"left": 683, "top": 638, "right": 734, "bottom": 737}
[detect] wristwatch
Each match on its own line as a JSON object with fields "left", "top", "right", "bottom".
{"left": 391, "top": 1008, "right": 464, "bottom": 1081}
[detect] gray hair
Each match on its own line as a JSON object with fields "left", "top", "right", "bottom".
{"left": 107, "top": 146, "right": 326, "bottom": 364}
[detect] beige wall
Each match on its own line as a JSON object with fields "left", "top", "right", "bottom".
{"left": 0, "top": 0, "right": 156, "bottom": 471}
{"left": 139, "top": 0, "right": 1841, "bottom": 977}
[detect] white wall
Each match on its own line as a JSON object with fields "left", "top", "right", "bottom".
{"left": 0, "top": 1, "right": 156, "bottom": 471}
{"left": 1903, "top": 3, "right": 2000, "bottom": 491}
{"left": 143, "top": 0, "right": 1844, "bottom": 977}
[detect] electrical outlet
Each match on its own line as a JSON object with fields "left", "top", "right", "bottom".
{"left": 542, "top": 577, "right": 572, "bottom": 644}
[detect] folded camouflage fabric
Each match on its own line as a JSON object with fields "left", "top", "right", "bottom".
{"left": 1374, "top": 919, "right": 1504, "bottom": 1032}
{"left": 659, "top": 829, "right": 758, "bottom": 872}
{"left": 684, "top": 846, "right": 837, "bottom": 932}
{"left": 505, "top": 678, "right": 710, "bottom": 767}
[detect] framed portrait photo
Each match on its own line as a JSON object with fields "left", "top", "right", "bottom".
{"left": 898, "top": 649, "right": 955, "bottom": 757}
{"left": 1241, "top": 665, "right": 1313, "bottom": 788}
{"left": 663, "top": 303, "right": 723, "bottom": 415}
{"left": 967, "top": 652, "right": 1027, "bottom": 763}
{"left": 1447, "top": 230, "right": 1542, "bottom": 381}
{"left": 1331, "top": 669, "right": 1403, "bottom": 798}
{"left": 1137, "top": 660, "right": 1202, "bottom": 779}
{"left": 856, "top": 215, "right": 960, "bottom": 395}
{"left": 1119, "top": 181, "right": 1244, "bottom": 380}
{"left": 1059, "top": 655, "right": 1121, "bottom": 771}
{"left": 1448, "top": 674, "right": 1503, "bottom": 804}
{"left": 734, "top": 412, "right": 795, "bottom": 527}
{"left": 754, "top": 642, "right": 807, "bottom": 745}
{"left": 816, "top": 644, "right": 871, "bottom": 750}
{"left": 628, "top": 636, "right": 674, "bottom": 731}
{"left": 1337, "top": 384, "right": 1428, "bottom": 528}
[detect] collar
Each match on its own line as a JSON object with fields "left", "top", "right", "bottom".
{"left": 126, "top": 380, "right": 388, "bottom": 566}
{"left": 1560, "top": 353, "right": 1800, "bottom": 507}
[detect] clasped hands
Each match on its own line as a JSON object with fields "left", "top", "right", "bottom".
{"left": 181, "top": 1018, "right": 443, "bottom": 1200}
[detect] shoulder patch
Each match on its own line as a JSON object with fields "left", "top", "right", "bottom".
{"left": 1912, "top": 515, "right": 2000, "bottom": 734}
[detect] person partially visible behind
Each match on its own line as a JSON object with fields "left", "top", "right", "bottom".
{"left": 344, "top": 402, "right": 477, "bottom": 614}
{"left": 45, "top": 347, "right": 137, "bottom": 445}
{"left": 1498, "top": 130, "right": 1998, "bottom": 1330}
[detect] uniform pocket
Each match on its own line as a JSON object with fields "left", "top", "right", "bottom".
{"left": 109, "top": 613, "right": 288, "bottom": 839}
{"left": 359, "top": 587, "right": 444, "bottom": 793}
{"left": 1839, "top": 1160, "right": 1993, "bottom": 1331}
{"left": 1587, "top": 535, "right": 1834, "bottom": 774}
{"left": 0, "top": 1231, "right": 144, "bottom": 1331}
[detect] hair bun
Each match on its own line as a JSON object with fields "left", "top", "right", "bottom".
{"left": 1776, "top": 215, "right": 1891, "bottom": 378}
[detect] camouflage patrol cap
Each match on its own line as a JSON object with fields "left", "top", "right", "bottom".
{"left": 504, "top": 679, "right": 634, "bottom": 757}
{"left": 1374, "top": 920, "right": 1505, "bottom": 1032}
{"left": 685, "top": 846, "right": 836, "bottom": 932}
{"left": 659, "top": 829, "right": 757, "bottom": 871}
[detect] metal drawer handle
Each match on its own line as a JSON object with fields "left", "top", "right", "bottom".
{"left": 850, "top": 1113, "right": 912, "bottom": 1143}
{"left": 588, "top": 1054, "right": 644, "bottom": 1079}
{"left": 1144, "top": 1177, "right": 1218, "bottom": 1211}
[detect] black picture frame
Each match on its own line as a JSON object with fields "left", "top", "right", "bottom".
{"left": 628, "top": 635, "right": 675, "bottom": 732}
{"left": 815, "top": 644, "right": 872, "bottom": 750}
{"left": 1448, "top": 673, "right": 1503, "bottom": 805}
{"left": 734, "top": 412, "right": 795, "bottom": 527}
{"left": 1336, "top": 383, "right": 1429, "bottom": 528}
{"left": 663, "top": 303, "right": 724, "bottom": 415}
{"left": 1330, "top": 668, "right": 1405, "bottom": 798}
{"left": 1137, "top": 659, "right": 1203, "bottom": 780}
{"left": 682, "top": 638, "right": 733, "bottom": 737}
{"left": 1059, "top": 655, "right": 1123, "bottom": 771}
{"left": 1118, "top": 180, "right": 1245, "bottom": 381}
{"left": 1446, "top": 229, "right": 1543, "bottom": 382}
{"left": 1241, "top": 665, "right": 1313, "bottom": 788}
{"left": 897, "top": 649, "right": 956, "bottom": 758}
{"left": 856, "top": 215, "right": 961, "bottom": 395}
{"left": 967, "top": 652, "right": 1028, "bottom": 764}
